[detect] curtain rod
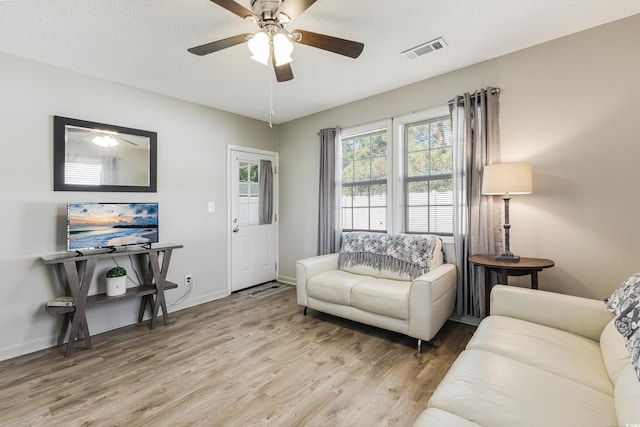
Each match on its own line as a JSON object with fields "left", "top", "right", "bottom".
{"left": 317, "top": 128, "right": 338, "bottom": 136}
{"left": 448, "top": 87, "right": 500, "bottom": 105}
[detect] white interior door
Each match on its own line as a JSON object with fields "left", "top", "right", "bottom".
{"left": 230, "top": 149, "right": 277, "bottom": 292}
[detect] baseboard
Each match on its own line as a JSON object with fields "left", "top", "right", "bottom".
{"left": 0, "top": 336, "right": 59, "bottom": 362}
{"left": 277, "top": 275, "right": 296, "bottom": 285}
{"left": 166, "top": 290, "right": 229, "bottom": 311}
{"left": 0, "top": 289, "right": 230, "bottom": 362}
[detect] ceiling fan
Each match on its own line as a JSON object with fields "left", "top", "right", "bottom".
{"left": 68, "top": 126, "right": 142, "bottom": 148}
{"left": 188, "top": 0, "right": 365, "bottom": 82}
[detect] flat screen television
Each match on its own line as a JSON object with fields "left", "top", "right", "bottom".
{"left": 67, "top": 202, "right": 159, "bottom": 252}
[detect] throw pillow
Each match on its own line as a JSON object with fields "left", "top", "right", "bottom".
{"left": 606, "top": 272, "right": 640, "bottom": 381}
{"left": 606, "top": 272, "right": 640, "bottom": 316}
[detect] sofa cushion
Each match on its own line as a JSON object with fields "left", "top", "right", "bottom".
{"left": 428, "top": 349, "right": 617, "bottom": 427}
{"left": 340, "top": 262, "right": 380, "bottom": 278}
{"left": 614, "top": 364, "right": 640, "bottom": 425}
{"left": 466, "top": 315, "right": 614, "bottom": 395}
{"left": 413, "top": 408, "right": 481, "bottom": 427}
{"left": 626, "top": 330, "right": 640, "bottom": 381}
{"left": 601, "top": 319, "right": 633, "bottom": 384}
{"left": 350, "top": 278, "right": 411, "bottom": 320}
{"left": 307, "top": 270, "right": 368, "bottom": 305}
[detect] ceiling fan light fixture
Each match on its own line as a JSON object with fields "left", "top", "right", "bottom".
{"left": 92, "top": 135, "right": 118, "bottom": 147}
{"left": 248, "top": 31, "right": 270, "bottom": 65}
{"left": 273, "top": 32, "right": 294, "bottom": 66}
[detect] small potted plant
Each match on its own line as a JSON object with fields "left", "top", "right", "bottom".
{"left": 106, "top": 266, "right": 127, "bottom": 296}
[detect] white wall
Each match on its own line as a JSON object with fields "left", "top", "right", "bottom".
{"left": 0, "top": 53, "right": 278, "bottom": 360}
{"left": 278, "top": 14, "right": 640, "bottom": 299}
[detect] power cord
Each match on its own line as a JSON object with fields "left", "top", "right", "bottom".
{"left": 111, "top": 255, "right": 192, "bottom": 305}
{"left": 167, "top": 278, "right": 193, "bottom": 306}
{"left": 112, "top": 256, "right": 142, "bottom": 287}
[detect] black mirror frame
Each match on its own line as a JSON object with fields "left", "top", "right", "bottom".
{"left": 53, "top": 116, "right": 157, "bottom": 192}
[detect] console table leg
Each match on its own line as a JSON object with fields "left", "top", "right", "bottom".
{"left": 61, "top": 260, "right": 95, "bottom": 355}
{"left": 58, "top": 313, "right": 71, "bottom": 346}
{"left": 138, "top": 296, "right": 150, "bottom": 323}
{"left": 147, "top": 249, "right": 173, "bottom": 329}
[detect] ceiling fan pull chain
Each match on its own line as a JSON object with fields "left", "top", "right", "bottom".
{"left": 269, "top": 65, "right": 274, "bottom": 128}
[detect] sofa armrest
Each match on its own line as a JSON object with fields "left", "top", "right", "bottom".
{"left": 296, "top": 253, "right": 339, "bottom": 306}
{"left": 408, "top": 263, "right": 457, "bottom": 341}
{"left": 490, "top": 285, "right": 613, "bottom": 342}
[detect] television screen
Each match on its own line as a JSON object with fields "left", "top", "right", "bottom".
{"left": 67, "top": 203, "right": 159, "bottom": 252}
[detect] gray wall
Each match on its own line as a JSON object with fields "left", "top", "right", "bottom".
{"left": 278, "top": 14, "right": 640, "bottom": 300}
{"left": 0, "top": 53, "right": 278, "bottom": 360}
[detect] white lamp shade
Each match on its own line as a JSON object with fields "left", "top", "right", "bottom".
{"left": 248, "top": 31, "right": 270, "bottom": 65}
{"left": 482, "top": 162, "right": 533, "bottom": 195}
{"left": 273, "top": 32, "right": 293, "bottom": 66}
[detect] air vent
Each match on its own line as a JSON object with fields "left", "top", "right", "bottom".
{"left": 401, "top": 37, "right": 447, "bottom": 60}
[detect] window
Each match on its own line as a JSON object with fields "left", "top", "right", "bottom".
{"left": 340, "top": 122, "right": 390, "bottom": 232}
{"left": 403, "top": 115, "right": 453, "bottom": 234}
{"left": 238, "top": 161, "right": 259, "bottom": 225}
{"left": 65, "top": 161, "right": 102, "bottom": 185}
{"left": 338, "top": 107, "right": 453, "bottom": 236}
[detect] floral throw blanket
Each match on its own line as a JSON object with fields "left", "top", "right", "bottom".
{"left": 606, "top": 272, "right": 640, "bottom": 380}
{"left": 338, "top": 232, "right": 439, "bottom": 280}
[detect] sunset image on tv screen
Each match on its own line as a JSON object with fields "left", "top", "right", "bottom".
{"left": 67, "top": 203, "right": 158, "bottom": 251}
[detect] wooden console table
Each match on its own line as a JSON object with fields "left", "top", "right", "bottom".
{"left": 468, "top": 254, "right": 555, "bottom": 315}
{"left": 40, "top": 243, "right": 183, "bottom": 355}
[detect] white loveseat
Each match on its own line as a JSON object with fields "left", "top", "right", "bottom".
{"left": 296, "top": 233, "right": 457, "bottom": 350}
{"left": 414, "top": 284, "right": 640, "bottom": 427}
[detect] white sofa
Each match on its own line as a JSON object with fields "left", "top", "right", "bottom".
{"left": 296, "top": 233, "right": 456, "bottom": 351}
{"left": 414, "top": 285, "right": 640, "bottom": 427}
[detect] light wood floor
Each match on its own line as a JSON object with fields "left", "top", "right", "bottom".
{"left": 0, "top": 285, "right": 476, "bottom": 427}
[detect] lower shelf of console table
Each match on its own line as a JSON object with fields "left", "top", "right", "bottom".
{"left": 46, "top": 282, "right": 177, "bottom": 353}
{"left": 41, "top": 243, "right": 182, "bottom": 356}
{"left": 45, "top": 282, "right": 178, "bottom": 315}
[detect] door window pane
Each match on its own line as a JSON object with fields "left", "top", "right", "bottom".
{"left": 238, "top": 160, "right": 260, "bottom": 225}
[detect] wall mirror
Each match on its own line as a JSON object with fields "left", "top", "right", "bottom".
{"left": 53, "top": 116, "right": 157, "bottom": 192}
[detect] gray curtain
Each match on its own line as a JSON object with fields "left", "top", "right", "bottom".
{"left": 317, "top": 127, "right": 342, "bottom": 255}
{"left": 101, "top": 155, "right": 120, "bottom": 185}
{"left": 450, "top": 88, "right": 502, "bottom": 318}
{"left": 258, "top": 159, "right": 273, "bottom": 225}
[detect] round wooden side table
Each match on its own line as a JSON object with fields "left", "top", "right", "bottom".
{"left": 468, "top": 254, "right": 555, "bottom": 314}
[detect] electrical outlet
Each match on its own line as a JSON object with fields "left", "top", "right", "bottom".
{"left": 185, "top": 274, "right": 192, "bottom": 287}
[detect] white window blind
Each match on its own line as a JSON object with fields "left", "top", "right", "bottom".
{"left": 65, "top": 162, "right": 102, "bottom": 186}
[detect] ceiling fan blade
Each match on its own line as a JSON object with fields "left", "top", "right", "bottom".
{"left": 292, "top": 30, "right": 364, "bottom": 58}
{"left": 278, "top": 0, "right": 317, "bottom": 20}
{"left": 117, "top": 136, "right": 139, "bottom": 146}
{"left": 188, "top": 33, "right": 252, "bottom": 56}
{"left": 272, "top": 60, "right": 294, "bottom": 82}
{"left": 209, "top": 0, "right": 255, "bottom": 20}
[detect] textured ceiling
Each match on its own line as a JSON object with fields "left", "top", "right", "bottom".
{"left": 1, "top": 1, "right": 639, "bottom": 124}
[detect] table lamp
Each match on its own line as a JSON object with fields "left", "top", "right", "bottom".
{"left": 482, "top": 162, "right": 533, "bottom": 262}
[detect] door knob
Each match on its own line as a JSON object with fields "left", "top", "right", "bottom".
{"left": 233, "top": 226, "right": 240, "bottom": 233}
